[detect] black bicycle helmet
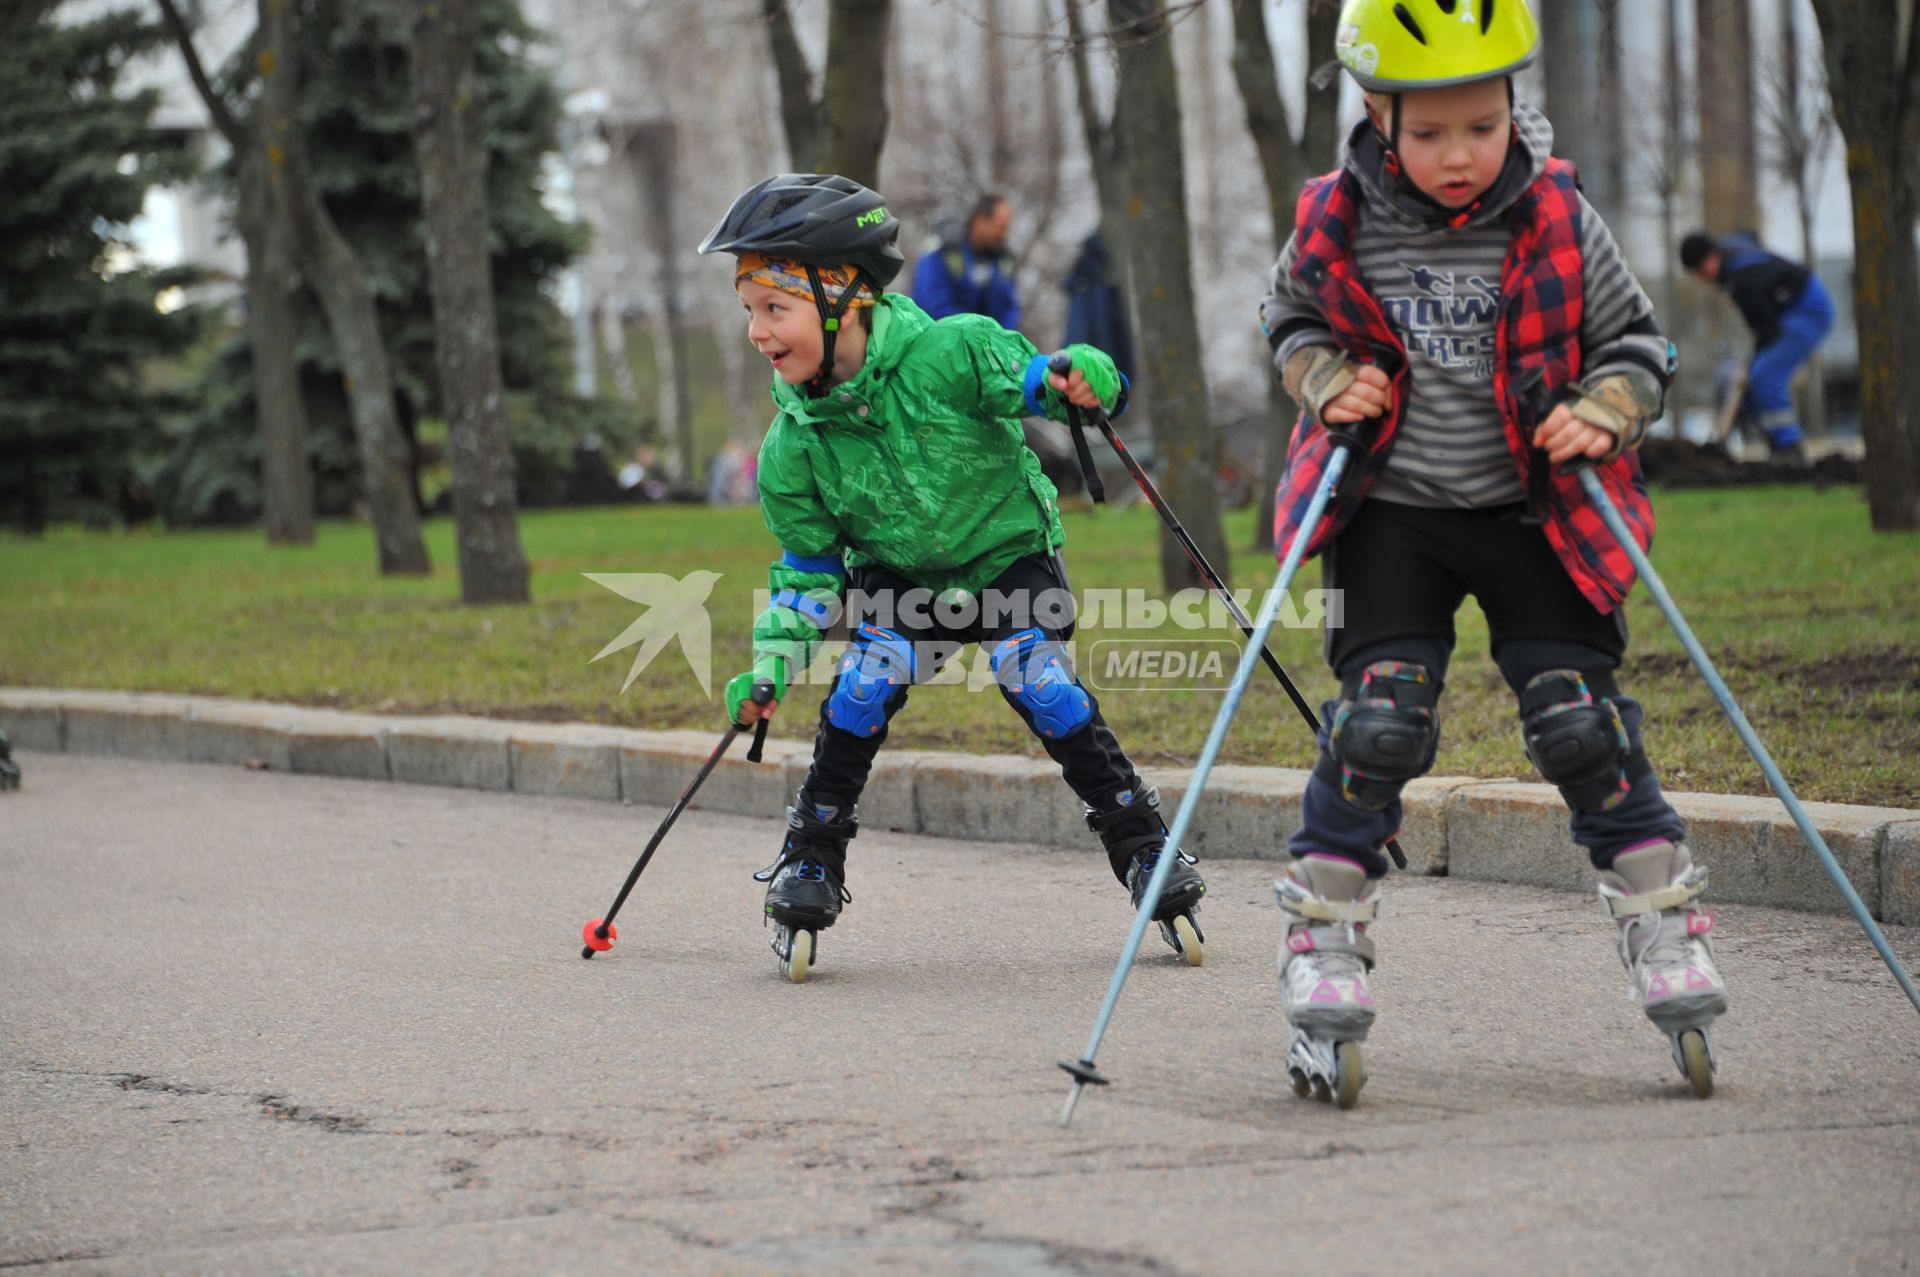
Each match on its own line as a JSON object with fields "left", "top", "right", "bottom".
{"left": 699, "top": 173, "right": 903, "bottom": 286}
{"left": 700, "top": 174, "right": 904, "bottom": 396}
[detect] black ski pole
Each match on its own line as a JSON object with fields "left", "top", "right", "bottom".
{"left": 580, "top": 678, "right": 775, "bottom": 959}
{"left": 1048, "top": 351, "right": 1409, "bottom": 871}
{"left": 1517, "top": 370, "right": 1919, "bottom": 1016}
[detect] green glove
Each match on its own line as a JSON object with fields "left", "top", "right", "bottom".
{"left": 725, "top": 656, "right": 788, "bottom": 724}
{"left": 1048, "top": 343, "right": 1126, "bottom": 416}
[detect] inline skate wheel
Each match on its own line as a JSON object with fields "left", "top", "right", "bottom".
{"left": 1334, "top": 1041, "right": 1364, "bottom": 1110}
{"left": 783, "top": 928, "right": 813, "bottom": 984}
{"left": 1171, "top": 914, "right": 1204, "bottom": 967}
{"left": 1679, "top": 1029, "right": 1713, "bottom": 1100}
{"left": 1311, "top": 1075, "right": 1332, "bottom": 1103}
{"left": 1289, "top": 1068, "right": 1312, "bottom": 1099}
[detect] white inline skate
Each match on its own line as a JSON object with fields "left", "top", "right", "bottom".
{"left": 1597, "top": 840, "right": 1728, "bottom": 1098}
{"left": 1276, "top": 855, "right": 1380, "bottom": 1109}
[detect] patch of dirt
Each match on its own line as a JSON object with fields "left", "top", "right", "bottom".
{"left": 1629, "top": 647, "right": 1920, "bottom": 691}
{"left": 1638, "top": 439, "right": 1860, "bottom": 489}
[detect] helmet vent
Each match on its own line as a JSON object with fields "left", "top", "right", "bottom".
{"left": 1435, "top": 0, "right": 1456, "bottom": 13}
{"left": 1392, "top": 4, "right": 1427, "bottom": 43}
{"left": 767, "top": 192, "right": 809, "bottom": 219}
{"left": 1482, "top": 0, "right": 1496, "bottom": 33}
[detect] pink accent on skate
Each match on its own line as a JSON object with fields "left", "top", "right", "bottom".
{"left": 1687, "top": 912, "right": 1715, "bottom": 936}
{"left": 1310, "top": 980, "right": 1341, "bottom": 1003}
{"left": 1356, "top": 988, "right": 1374, "bottom": 1006}
{"left": 1647, "top": 972, "right": 1670, "bottom": 998}
{"left": 1686, "top": 968, "right": 1713, "bottom": 990}
{"left": 1618, "top": 839, "right": 1669, "bottom": 856}
{"left": 1287, "top": 932, "right": 1316, "bottom": 953}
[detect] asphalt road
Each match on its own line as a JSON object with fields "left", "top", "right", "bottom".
{"left": 3, "top": 753, "right": 1917, "bottom": 1276}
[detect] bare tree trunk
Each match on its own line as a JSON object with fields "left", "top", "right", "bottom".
{"left": 1660, "top": 0, "right": 1682, "bottom": 339}
{"left": 409, "top": 0, "right": 529, "bottom": 604}
{"left": 1596, "top": 0, "right": 1625, "bottom": 217}
{"left": 239, "top": 161, "right": 315, "bottom": 545}
{"left": 260, "top": 0, "right": 428, "bottom": 574}
{"left": 1107, "top": 0, "right": 1226, "bottom": 592}
{"left": 156, "top": 0, "right": 313, "bottom": 545}
{"left": 627, "top": 125, "right": 696, "bottom": 489}
{"left": 1811, "top": 0, "right": 1920, "bottom": 530}
{"left": 1696, "top": 0, "right": 1759, "bottom": 232}
{"left": 763, "top": 0, "right": 823, "bottom": 169}
{"left": 1235, "top": 0, "right": 1338, "bottom": 552}
{"left": 985, "top": 0, "right": 1012, "bottom": 182}
{"left": 762, "top": 0, "right": 891, "bottom": 187}
{"left": 1542, "top": 0, "right": 1601, "bottom": 198}
{"left": 1778, "top": 3, "right": 1828, "bottom": 440}
{"left": 1066, "top": 0, "right": 1129, "bottom": 263}
{"left": 819, "top": 0, "right": 892, "bottom": 186}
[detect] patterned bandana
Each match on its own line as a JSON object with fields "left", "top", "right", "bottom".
{"left": 735, "top": 252, "right": 875, "bottom": 309}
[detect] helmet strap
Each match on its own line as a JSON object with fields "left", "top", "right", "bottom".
{"left": 800, "top": 264, "right": 883, "bottom": 400}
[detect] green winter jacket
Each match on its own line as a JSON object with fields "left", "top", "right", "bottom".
{"left": 749, "top": 294, "right": 1110, "bottom": 678}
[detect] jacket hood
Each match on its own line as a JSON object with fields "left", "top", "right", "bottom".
{"left": 1347, "top": 96, "right": 1555, "bottom": 233}
{"left": 770, "top": 293, "right": 933, "bottom": 423}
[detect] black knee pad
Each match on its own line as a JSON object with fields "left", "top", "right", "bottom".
{"left": 1519, "top": 669, "right": 1638, "bottom": 812}
{"left": 1314, "top": 661, "right": 1440, "bottom": 811}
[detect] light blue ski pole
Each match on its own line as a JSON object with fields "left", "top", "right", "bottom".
{"left": 1571, "top": 462, "right": 1920, "bottom": 1016}
{"left": 1058, "top": 445, "right": 1354, "bottom": 1126}
{"left": 1514, "top": 367, "right": 1920, "bottom": 1017}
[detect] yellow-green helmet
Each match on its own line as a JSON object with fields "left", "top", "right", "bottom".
{"left": 1334, "top": 0, "right": 1539, "bottom": 92}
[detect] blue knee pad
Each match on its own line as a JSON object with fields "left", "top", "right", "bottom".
{"left": 826, "top": 624, "right": 915, "bottom": 738}
{"left": 991, "top": 627, "right": 1093, "bottom": 739}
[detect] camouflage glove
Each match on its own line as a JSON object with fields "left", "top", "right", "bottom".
{"left": 1282, "top": 346, "right": 1360, "bottom": 426}
{"left": 725, "top": 656, "right": 788, "bottom": 724}
{"left": 1567, "top": 372, "right": 1661, "bottom": 461}
{"left": 1046, "top": 343, "right": 1127, "bottom": 416}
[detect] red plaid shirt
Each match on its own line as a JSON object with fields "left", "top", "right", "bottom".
{"left": 1272, "top": 159, "right": 1653, "bottom": 613}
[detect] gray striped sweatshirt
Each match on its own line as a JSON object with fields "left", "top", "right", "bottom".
{"left": 1260, "top": 100, "right": 1669, "bottom": 509}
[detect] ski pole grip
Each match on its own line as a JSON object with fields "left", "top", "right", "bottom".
{"left": 1047, "top": 351, "right": 1107, "bottom": 503}
{"left": 1516, "top": 368, "right": 1597, "bottom": 475}
{"left": 744, "top": 677, "right": 776, "bottom": 762}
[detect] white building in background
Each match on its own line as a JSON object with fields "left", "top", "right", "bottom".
{"left": 56, "top": 0, "right": 252, "bottom": 288}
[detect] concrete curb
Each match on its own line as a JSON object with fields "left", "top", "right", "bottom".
{"left": 5, "top": 687, "right": 1917, "bottom": 924}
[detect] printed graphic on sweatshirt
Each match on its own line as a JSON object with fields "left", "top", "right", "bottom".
{"left": 1380, "top": 266, "right": 1501, "bottom": 378}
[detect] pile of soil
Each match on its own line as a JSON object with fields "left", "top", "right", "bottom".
{"left": 1637, "top": 438, "right": 1862, "bottom": 489}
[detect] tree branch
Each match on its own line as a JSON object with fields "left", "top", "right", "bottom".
{"left": 155, "top": 0, "right": 246, "bottom": 149}
{"left": 761, "top": 0, "right": 822, "bottom": 169}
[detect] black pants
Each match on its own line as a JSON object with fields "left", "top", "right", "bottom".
{"left": 797, "top": 554, "right": 1143, "bottom": 872}
{"left": 1292, "top": 499, "right": 1685, "bottom": 875}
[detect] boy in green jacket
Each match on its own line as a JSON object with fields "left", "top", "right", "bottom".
{"left": 699, "top": 173, "right": 1205, "bottom": 981}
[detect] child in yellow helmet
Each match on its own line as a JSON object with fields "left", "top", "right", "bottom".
{"left": 1261, "top": 0, "right": 1724, "bottom": 1107}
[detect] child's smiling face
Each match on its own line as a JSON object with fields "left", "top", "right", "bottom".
{"left": 1369, "top": 77, "right": 1512, "bottom": 211}
{"left": 738, "top": 279, "right": 823, "bottom": 386}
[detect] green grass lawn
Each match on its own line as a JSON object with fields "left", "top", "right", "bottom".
{"left": 2, "top": 485, "right": 1916, "bottom": 807}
